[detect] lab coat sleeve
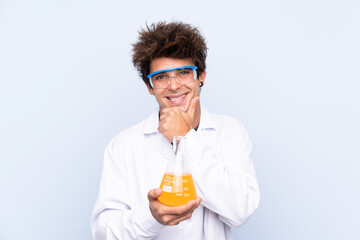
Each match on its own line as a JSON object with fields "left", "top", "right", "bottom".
{"left": 186, "top": 118, "right": 260, "bottom": 228}
{"left": 91, "top": 138, "right": 165, "bottom": 240}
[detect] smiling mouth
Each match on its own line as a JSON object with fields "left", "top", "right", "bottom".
{"left": 166, "top": 93, "right": 187, "bottom": 104}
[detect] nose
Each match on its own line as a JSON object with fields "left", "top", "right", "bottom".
{"left": 167, "top": 75, "right": 181, "bottom": 90}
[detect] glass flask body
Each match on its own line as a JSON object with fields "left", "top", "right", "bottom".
{"left": 158, "top": 136, "right": 196, "bottom": 206}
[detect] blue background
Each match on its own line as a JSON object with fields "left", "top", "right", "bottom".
{"left": 1, "top": 0, "right": 359, "bottom": 239}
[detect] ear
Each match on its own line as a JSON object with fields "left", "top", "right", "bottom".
{"left": 146, "top": 83, "right": 154, "bottom": 95}
{"left": 199, "top": 71, "right": 206, "bottom": 85}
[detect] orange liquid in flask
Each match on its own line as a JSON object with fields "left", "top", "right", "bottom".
{"left": 158, "top": 173, "right": 196, "bottom": 206}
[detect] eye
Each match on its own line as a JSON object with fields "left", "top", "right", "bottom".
{"left": 154, "top": 74, "right": 166, "bottom": 81}
{"left": 179, "top": 70, "right": 191, "bottom": 76}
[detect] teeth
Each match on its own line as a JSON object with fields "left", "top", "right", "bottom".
{"left": 169, "top": 94, "right": 185, "bottom": 101}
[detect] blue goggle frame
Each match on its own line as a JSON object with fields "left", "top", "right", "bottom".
{"left": 147, "top": 66, "right": 198, "bottom": 79}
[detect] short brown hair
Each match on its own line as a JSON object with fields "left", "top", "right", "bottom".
{"left": 132, "top": 21, "right": 207, "bottom": 85}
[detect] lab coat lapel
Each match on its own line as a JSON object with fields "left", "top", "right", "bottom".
{"left": 161, "top": 135, "right": 172, "bottom": 160}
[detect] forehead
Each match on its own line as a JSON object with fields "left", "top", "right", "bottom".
{"left": 150, "top": 57, "right": 194, "bottom": 73}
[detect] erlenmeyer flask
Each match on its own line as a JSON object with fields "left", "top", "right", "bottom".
{"left": 158, "top": 136, "right": 197, "bottom": 206}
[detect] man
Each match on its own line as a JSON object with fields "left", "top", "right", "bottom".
{"left": 91, "top": 21, "right": 260, "bottom": 240}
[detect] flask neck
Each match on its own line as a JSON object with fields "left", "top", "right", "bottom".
{"left": 173, "top": 136, "right": 186, "bottom": 156}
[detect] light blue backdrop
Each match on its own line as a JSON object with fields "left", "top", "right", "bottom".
{"left": 1, "top": 0, "right": 359, "bottom": 239}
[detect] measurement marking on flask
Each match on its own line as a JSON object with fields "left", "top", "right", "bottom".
{"left": 162, "top": 185, "right": 172, "bottom": 193}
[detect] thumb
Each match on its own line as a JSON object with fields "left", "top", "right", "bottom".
{"left": 147, "top": 188, "right": 162, "bottom": 200}
{"left": 186, "top": 96, "right": 200, "bottom": 118}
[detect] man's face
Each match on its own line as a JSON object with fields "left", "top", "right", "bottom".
{"left": 147, "top": 57, "right": 205, "bottom": 112}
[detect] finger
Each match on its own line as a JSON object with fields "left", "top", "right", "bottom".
{"left": 157, "top": 126, "right": 165, "bottom": 135}
{"left": 159, "top": 112, "right": 169, "bottom": 121}
{"left": 147, "top": 188, "right": 162, "bottom": 201}
{"left": 154, "top": 199, "right": 201, "bottom": 225}
{"left": 164, "top": 200, "right": 198, "bottom": 217}
{"left": 167, "top": 211, "right": 194, "bottom": 226}
{"left": 158, "top": 206, "right": 195, "bottom": 225}
{"left": 166, "top": 199, "right": 202, "bottom": 225}
{"left": 160, "top": 107, "right": 176, "bottom": 115}
{"left": 161, "top": 199, "right": 197, "bottom": 215}
{"left": 158, "top": 121, "right": 169, "bottom": 133}
{"left": 187, "top": 198, "right": 202, "bottom": 212}
{"left": 186, "top": 96, "right": 200, "bottom": 118}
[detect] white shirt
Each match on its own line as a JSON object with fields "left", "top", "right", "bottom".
{"left": 91, "top": 106, "right": 260, "bottom": 240}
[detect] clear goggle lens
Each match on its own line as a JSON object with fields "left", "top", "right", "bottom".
{"left": 148, "top": 66, "right": 198, "bottom": 89}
